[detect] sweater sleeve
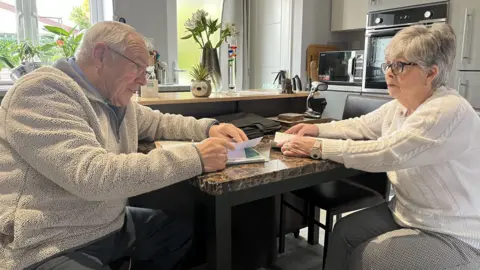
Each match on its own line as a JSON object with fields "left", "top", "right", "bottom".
{"left": 134, "top": 102, "right": 217, "bottom": 142}
{"left": 315, "top": 101, "right": 393, "bottom": 140}
{"left": 4, "top": 76, "right": 204, "bottom": 201}
{"left": 320, "top": 96, "right": 474, "bottom": 172}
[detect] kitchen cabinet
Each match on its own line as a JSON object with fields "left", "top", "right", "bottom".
{"left": 367, "top": 0, "right": 446, "bottom": 13}
{"left": 331, "top": 0, "right": 368, "bottom": 31}
{"left": 450, "top": 0, "right": 480, "bottom": 71}
{"left": 456, "top": 71, "right": 480, "bottom": 110}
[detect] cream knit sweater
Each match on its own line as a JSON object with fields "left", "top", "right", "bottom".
{"left": 316, "top": 87, "right": 480, "bottom": 249}
{"left": 0, "top": 59, "right": 215, "bottom": 269}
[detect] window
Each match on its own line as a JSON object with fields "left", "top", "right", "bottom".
{"left": 0, "top": 0, "right": 109, "bottom": 84}
{"left": 0, "top": 0, "right": 16, "bottom": 83}
{"left": 176, "top": 0, "right": 223, "bottom": 84}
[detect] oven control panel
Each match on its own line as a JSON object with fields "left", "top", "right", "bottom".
{"left": 367, "top": 3, "right": 448, "bottom": 28}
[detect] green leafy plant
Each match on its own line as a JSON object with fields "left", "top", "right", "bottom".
{"left": 189, "top": 63, "right": 211, "bottom": 81}
{"left": 44, "top": 25, "right": 84, "bottom": 58}
{"left": 0, "top": 40, "right": 52, "bottom": 69}
{"left": 181, "top": 9, "right": 239, "bottom": 49}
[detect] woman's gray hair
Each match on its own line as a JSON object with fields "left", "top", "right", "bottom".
{"left": 385, "top": 23, "right": 456, "bottom": 89}
{"left": 75, "top": 21, "right": 140, "bottom": 60}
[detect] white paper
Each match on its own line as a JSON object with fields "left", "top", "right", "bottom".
{"left": 273, "top": 132, "right": 296, "bottom": 145}
{"left": 228, "top": 137, "right": 263, "bottom": 161}
{"left": 273, "top": 132, "right": 321, "bottom": 148}
{"left": 232, "top": 137, "right": 262, "bottom": 150}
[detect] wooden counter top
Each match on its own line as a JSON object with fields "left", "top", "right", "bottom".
{"left": 133, "top": 89, "right": 309, "bottom": 105}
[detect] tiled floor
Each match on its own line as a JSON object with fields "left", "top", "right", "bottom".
{"left": 260, "top": 209, "right": 331, "bottom": 270}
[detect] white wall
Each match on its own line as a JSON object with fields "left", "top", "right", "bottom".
{"left": 290, "top": 0, "right": 365, "bottom": 83}
{"left": 112, "top": 0, "right": 175, "bottom": 66}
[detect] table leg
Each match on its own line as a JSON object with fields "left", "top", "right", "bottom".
{"left": 206, "top": 195, "right": 232, "bottom": 270}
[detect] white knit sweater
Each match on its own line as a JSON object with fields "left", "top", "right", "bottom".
{"left": 316, "top": 87, "right": 480, "bottom": 249}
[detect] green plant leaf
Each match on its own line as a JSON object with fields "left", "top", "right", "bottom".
{"left": 201, "top": 16, "right": 208, "bottom": 31}
{"left": 74, "top": 33, "right": 84, "bottom": 44}
{"left": 181, "top": 34, "right": 193, "bottom": 40}
{"left": 44, "top": 25, "right": 69, "bottom": 36}
{"left": 40, "top": 43, "right": 55, "bottom": 51}
{"left": 67, "top": 25, "right": 78, "bottom": 36}
{"left": 0, "top": 55, "right": 14, "bottom": 69}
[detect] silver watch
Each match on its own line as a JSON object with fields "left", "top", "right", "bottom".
{"left": 310, "top": 140, "right": 322, "bottom": 160}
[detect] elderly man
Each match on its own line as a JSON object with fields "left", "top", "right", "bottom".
{"left": 0, "top": 21, "right": 247, "bottom": 270}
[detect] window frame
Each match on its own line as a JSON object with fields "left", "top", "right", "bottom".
{"left": 1, "top": 0, "right": 104, "bottom": 85}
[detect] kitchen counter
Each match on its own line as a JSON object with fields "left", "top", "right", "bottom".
{"left": 133, "top": 89, "right": 309, "bottom": 105}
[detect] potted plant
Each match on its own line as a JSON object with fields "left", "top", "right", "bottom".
{"left": 181, "top": 9, "right": 239, "bottom": 92}
{"left": 0, "top": 41, "right": 52, "bottom": 81}
{"left": 43, "top": 25, "right": 84, "bottom": 58}
{"left": 189, "top": 63, "right": 212, "bottom": 98}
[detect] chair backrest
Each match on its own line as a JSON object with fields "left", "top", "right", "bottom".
{"left": 342, "top": 94, "right": 392, "bottom": 120}
{"left": 341, "top": 94, "right": 393, "bottom": 199}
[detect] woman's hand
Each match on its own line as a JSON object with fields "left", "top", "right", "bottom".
{"left": 278, "top": 136, "right": 317, "bottom": 158}
{"left": 285, "top": 124, "right": 320, "bottom": 137}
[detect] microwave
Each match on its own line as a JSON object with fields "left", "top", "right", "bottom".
{"left": 318, "top": 50, "right": 364, "bottom": 86}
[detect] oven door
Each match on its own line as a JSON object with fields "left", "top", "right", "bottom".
{"left": 362, "top": 27, "right": 401, "bottom": 94}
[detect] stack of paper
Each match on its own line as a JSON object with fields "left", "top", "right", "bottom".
{"left": 154, "top": 137, "right": 267, "bottom": 165}
{"left": 227, "top": 137, "right": 265, "bottom": 165}
{"left": 272, "top": 132, "right": 321, "bottom": 148}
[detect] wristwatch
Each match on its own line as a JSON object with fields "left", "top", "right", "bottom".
{"left": 310, "top": 140, "right": 322, "bottom": 160}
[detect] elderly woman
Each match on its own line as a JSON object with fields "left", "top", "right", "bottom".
{"left": 281, "top": 23, "right": 480, "bottom": 269}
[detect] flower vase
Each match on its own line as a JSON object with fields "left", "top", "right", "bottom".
{"left": 201, "top": 47, "right": 222, "bottom": 92}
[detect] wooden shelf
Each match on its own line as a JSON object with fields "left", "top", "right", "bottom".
{"left": 133, "top": 89, "right": 309, "bottom": 105}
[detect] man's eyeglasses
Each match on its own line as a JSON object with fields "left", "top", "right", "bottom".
{"left": 381, "top": 61, "right": 418, "bottom": 75}
{"left": 107, "top": 46, "right": 147, "bottom": 77}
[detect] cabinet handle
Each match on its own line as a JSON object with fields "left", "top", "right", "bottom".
{"left": 370, "top": 0, "right": 377, "bottom": 5}
{"left": 457, "top": 77, "right": 468, "bottom": 98}
{"left": 461, "top": 9, "right": 472, "bottom": 61}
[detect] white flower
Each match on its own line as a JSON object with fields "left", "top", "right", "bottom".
{"left": 224, "top": 23, "right": 239, "bottom": 36}
{"left": 184, "top": 18, "right": 197, "bottom": 29}
{"left": 192, "top": 9, "right": 208, "bottom": 25}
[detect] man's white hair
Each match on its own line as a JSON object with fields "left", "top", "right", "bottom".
{"left": 75, "top": 21, "right": 141, "bottom": 60}
{"left": 385, "top": 23, "right": 456, "bottom": 89}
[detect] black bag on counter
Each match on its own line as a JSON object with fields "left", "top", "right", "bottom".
{"left": 214, "top": 112, "right": 282, "bottom": 139}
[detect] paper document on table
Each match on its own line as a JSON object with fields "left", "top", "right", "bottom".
{"left": 227, "top": 137, "right": 265, "bottom": 165}
{"left": 272, "top": 132, "right": 320, "bottom": 148}
{"left": 273, "top": 132, "right": 296, "bottom": 145}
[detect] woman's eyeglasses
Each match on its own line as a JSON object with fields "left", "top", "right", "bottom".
{"left": 381, "top": 61, "right": 418, "bottom": 75}
{"left": 107, "top": 46, "right": 147, "bottom": 78}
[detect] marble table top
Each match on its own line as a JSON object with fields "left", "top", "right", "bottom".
{"left": 138, "top": 137, "right": 343, "bottom": 195}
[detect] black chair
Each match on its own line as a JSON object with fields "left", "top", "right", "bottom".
{"left": 278, "top": 94, "right": 392, "bottom": 268}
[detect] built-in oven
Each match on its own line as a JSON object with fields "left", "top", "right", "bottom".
{"left": 362, "top": 2, "right": 448, "bottom": 94}
{"left": 318, "top": 50, "right": 363, "bottom": 92}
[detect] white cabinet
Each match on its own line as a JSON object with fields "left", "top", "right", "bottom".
{"left": 450, "top": 0, "right": 480, "bottom": 71}
{"left": 368, "top": 0, "right": 446, "bottom": 12}
{"left": 456, "top": 72, "right": 480, "bottom": 110}
{"left": 331, "top": 0, "right": 368, "bottom": 31}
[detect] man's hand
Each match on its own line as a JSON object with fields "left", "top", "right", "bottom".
{"left": 196, "top": 138, "right": 235, "bottom": 172}
{"left": 209, "top": 123, "right": 248, "bottom": 143}
{"left": 285, "top": 124, "right": 320, "bottom": 137}
{"left": 278, "top": 136, "right": 317, "bottom": 158}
